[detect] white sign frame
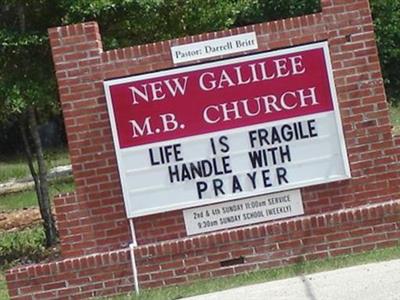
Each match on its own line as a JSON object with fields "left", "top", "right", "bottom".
{"left": 103, "top": 42, "right": 351, "bottom": 218}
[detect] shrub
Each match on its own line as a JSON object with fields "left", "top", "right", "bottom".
{"left": 0, "top": 226, "right": 48, "bottom": 268}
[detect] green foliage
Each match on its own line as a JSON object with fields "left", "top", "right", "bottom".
{"left": 234, "top": 0, "right": 321, "bottom": 26}
{"left": 63, "top": 0, "right": 241, "bottom": 48}
{"left": 389, "top": 104, "right": 400, "bottom": 135}
{"left": 62, "top": 0, "right": 320, "bottom": 49}
{"left": 0, "top": 226, "right": 47, "bottom": 268}
{"left": 0, "top": 1, "right": 62, "bottom": 122}
{"left": 371, "top": 0, "right": 400, "bottom": 104}
{"left": 61, "top": 0, "right": 318, "bottom": 54}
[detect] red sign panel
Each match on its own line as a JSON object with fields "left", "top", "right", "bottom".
{"left": 107, "top": 46, "right": 333, "bottom": 149}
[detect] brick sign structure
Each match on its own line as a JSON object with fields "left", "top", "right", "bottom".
{"left": 6, "top": 0, "right": 400, "bottom": 299}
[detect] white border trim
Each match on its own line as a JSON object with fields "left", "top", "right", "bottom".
{"left": 322, "top": 42, "right": 351, "bottom": 177}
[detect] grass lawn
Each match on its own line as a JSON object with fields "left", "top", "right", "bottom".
{"left": 390, "top": 104, "right": 400, "bottom": 135}
{"left": 0, "top": 178, "right": 75, "bottom": 211}
{"left": 0, "top": 148, "right": 70, "bottom": 183}
{"left": 0, "top": 272, "right": 7, "bottom": 300}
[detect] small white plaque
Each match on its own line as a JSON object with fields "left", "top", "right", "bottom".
{"left": 183, "top": 189, "right": 304, "bottom": 235}
{"left": 171, "top": 32, "right": 258, "bottom": 64}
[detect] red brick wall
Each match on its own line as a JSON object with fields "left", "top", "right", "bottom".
{"left": 6, "top": 0, "right": 400, "bottom": 299}
{"left": 6, "top": 200, "right": 400, "bottom": 299}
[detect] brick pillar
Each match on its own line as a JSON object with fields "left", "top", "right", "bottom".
{"left": 315, "top": 0, "right": 400, "bottom": 205}
{"left": 49, "top": 22, "right": 130, "bottom": 257}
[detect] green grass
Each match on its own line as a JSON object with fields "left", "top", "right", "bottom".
{"left": 0, "top": 272, "right": 7, "bottom": 300}
{"left": 0, "top": 159, "right": 28, "bottom": 183}
{"left": 0, "top": 178, "right": 75, "bottom": 211}
{"left": 0, "top": 148, "right": 70, "bottom": 183}
{"left": 390, "top": 104, "right": 400, "bottom": 135}
{"left": 102, "top": 245, "right": 400, "bottom": 300}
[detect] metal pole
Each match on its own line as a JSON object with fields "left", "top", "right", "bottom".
{"left": 129, "top": 218, "right": 138, "bottom": 247}
{"left": 129, "top": 218, "right": 140, "bottom": 295}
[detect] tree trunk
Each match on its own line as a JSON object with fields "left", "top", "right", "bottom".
{"left": 16, "top": 0, "right": 57, "bottom": 247}
{"left": 20, "top": 119, "right": 42, "bottom": 208}
{"left": 27, "top": 107, "right": 58, "bottom": 247}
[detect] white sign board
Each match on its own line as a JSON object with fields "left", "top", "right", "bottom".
{"left": 183, "top": 189, "right": 304, "bottom": 235}
{"left": 171, "top": 32, "right": 258, "bottom": 64}
{"left": 103, "top": 42, "right": 350, "bottom": 218}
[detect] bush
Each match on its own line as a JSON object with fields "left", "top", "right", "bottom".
{"left": 0, "top": 226, "right": 48, "bottom": 268}
{"left": 64, "top": 0, "right": 321, "bottom": 49}
{"left": 371, "top": 0, "right": 400, "bottom": 104}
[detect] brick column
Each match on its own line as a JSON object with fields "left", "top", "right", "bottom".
{"left": 301, "top": 0, "right": 400, "bottom": 210}
{"left": 49, "top": 22, "right": 130, "bottom": 256}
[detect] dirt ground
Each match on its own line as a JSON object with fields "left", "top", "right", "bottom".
{"left": 0, "top": 208, "right": 42, "bottom": 231}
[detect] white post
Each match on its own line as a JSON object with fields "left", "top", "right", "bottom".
{"left": 129, "top": 218, "right": 140, "bottom": 295}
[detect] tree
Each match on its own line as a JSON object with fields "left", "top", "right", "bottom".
{"left": 233, "top": 0, "right": 320, "bottom": 26}
{"left": 371, "top": 0, "right": 400, "bottom": 104}
{"left": 61, "top": 0, "right": 321, "bottom": 49}
{"left": 0, "top": 0, "right": 63, "bottom": 247}
{"left": 62, "top": 0, "right": 244, "bottom": 48}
